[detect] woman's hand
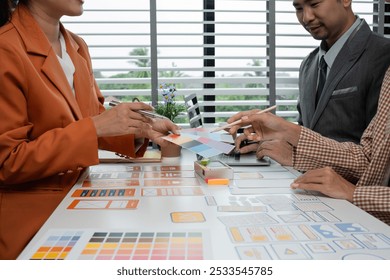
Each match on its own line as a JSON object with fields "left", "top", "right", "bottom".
{"left": 92, "top": 102, "right": 154, "bottom": 137}
{"left": 144, "top": 119, "right": 181, "bottom": 148}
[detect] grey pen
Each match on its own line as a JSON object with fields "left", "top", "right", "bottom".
{"left": 108, "top": 100, "right": 169, "bottom": 120}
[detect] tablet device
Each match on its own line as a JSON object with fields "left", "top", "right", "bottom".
{"left": 211, "top": 152, "right": 270, "bottom": 166}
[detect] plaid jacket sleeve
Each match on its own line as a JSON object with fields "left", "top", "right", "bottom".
{"left": 293, "top": 67, "right": 390, "bottom": 225}
{"left": 354, "top": 186, "right": 390, "bottom": 225}
{"left": 292, "top": 127, "right": 369, "bottom": 183}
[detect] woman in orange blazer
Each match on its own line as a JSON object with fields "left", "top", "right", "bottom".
{"left": 0, "top": 0, "right": 179, "bottom": 259}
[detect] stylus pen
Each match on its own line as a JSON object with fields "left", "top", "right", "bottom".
{"left": 210, "top": 105, "right": 277, "bottom": 133}
{"left": 108, "top": 100, "right": 169, "bottom": 120}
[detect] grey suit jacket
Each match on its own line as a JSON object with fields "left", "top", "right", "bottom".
{"left": 297, "top": 19, "right": 390, "bottom": 143}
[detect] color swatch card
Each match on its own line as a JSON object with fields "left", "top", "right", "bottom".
{"left": 181, "top": 127, "right": 234, "bottom": 143}
{"left": 29, "top": 230, "right": 83, "bottom": 260}
{"left": 27, "top": 229, "right": 211, "bottom": 260}
{"left": 67, "top": 199, "right": 139, "bottom": 210}
{"left": 162, "top": 133, "right": 234, "bottom": 158}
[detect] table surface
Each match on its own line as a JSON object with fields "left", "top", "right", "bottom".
{"left": 18, "top": 149, "right": 390, "bottom": 260}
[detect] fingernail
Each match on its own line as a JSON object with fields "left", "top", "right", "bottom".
{"left": 290, "top": 183, "right": 298, "bottom": 188}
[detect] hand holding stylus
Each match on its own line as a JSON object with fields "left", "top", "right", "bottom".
{"left": 108, "top": 100, "right": 169, "bottom": 120}
{"left": 210, "top": 105, "right": 277, "bottom": 133}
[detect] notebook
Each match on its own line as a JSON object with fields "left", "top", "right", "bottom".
{"left": 210, "top": 152, "right": 270, "bottom": 166}
{"left": 98, "top": 149, "right": 162, "bottom": 163}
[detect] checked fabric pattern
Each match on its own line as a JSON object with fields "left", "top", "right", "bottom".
{"left": 293, "top": 67, "right": 390, "bottom": 225}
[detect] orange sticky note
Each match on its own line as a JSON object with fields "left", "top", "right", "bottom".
{"left": 205, "top": 178, "right": 229, "bottom": 185}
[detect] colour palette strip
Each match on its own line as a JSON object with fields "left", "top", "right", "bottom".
{"left": 27, "top": 230, "right": 208, "bottom": 260}
{"left": 181, "top": 127, "right": 234, "bottom": 143}
{"left": 71, "top": 188, "right": 135, "bottom": 198}
{"left": 29, "top": 231, "right": 82, "bottom": 260}
{"left": 82, "top": 179, "right": 140, "bottom": 188}
{"left": 163, "top": 133, "right": 234, "bottom": 158}
{"left": 79, "top": 231, "right": 205, "bottom": 260}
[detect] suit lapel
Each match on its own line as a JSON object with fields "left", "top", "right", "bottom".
{"left": 309, "top": 20, "right": 370, "bottom": 129}
{"left": 40, "top": 49, "right": 83, "bottom": 119}
{"left": 301, "top": 53, "right": 318, "bottom": 127}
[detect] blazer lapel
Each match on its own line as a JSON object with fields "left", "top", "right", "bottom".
{"left": 62, "top": 29, "right": 95, "bottom": 118}
{"left": 310, "top": 20, "right": 370, "bottom": 129}
{"left": 40, "top": 51, "right": 83, "bottom": 119}
{"left": 12, "top": 5, "right": 83, "bottom": 120}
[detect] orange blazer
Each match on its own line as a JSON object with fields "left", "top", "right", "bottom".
{"left": 0, "top": 5, "right": 146, "bottom": 259}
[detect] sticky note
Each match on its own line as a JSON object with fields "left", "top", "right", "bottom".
{"left": 205, "top": 178, "right": 229, "bottom": 185}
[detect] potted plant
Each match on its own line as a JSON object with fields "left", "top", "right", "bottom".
{"left": 154, "top": 83, "right": 185, "bottom": 157}
{"left": 154, "top": 83, "right": 186, "bottom": 122}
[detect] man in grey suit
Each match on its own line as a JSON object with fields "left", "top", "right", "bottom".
{"left": 295, "top": 0, "right": 390, "bottom": 143}
{"left": 235, "top": 0, "right": 390, "bottom": 164}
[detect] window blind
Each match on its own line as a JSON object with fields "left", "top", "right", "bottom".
{"left": 62, "top": 0, "right": 389, "bottom": 125}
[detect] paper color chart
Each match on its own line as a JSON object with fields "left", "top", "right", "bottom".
{"left": 163, "top": 133, "right": 234, "bottom": 158}
{"left": 29, "top": 231, "right": 82, "bottom": 260}
{"left": 27, "top": 230, "right": 209, "bottom": 260}
{"left": 71, "top": 188, "right": 135, "bottom": 198}
{"left": 79, "top": 231, "right": 205, "bottom": 260}
{"left": 180, "top": 127, "right": 234, "bottom": 143}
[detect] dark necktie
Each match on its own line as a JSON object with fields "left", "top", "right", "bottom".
{"left": 315, "top": 55, "right": 327, "bottom": 107}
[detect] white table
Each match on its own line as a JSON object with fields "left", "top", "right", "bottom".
{"left": 18, "top": 149, "right": 390, "bottom": 260}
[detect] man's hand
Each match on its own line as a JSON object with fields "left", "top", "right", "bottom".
{"left": 234, "top": 133, "right": 258, "bottom": 154}
{"left": 291, "top": 167, "right": 356, "bottom": 201}
{"left": 256, "top": 139, "right": 293, "bottom": 166}
{"left": 227, "top": 111, "right": 301, "bottom": 146}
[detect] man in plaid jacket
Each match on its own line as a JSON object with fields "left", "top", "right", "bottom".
{"left": 228, "top": 66, "right": 390, "bottom": 225}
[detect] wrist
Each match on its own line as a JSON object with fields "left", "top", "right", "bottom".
{"left": 286, "top": 123, "right": 301, "bottom": 146}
